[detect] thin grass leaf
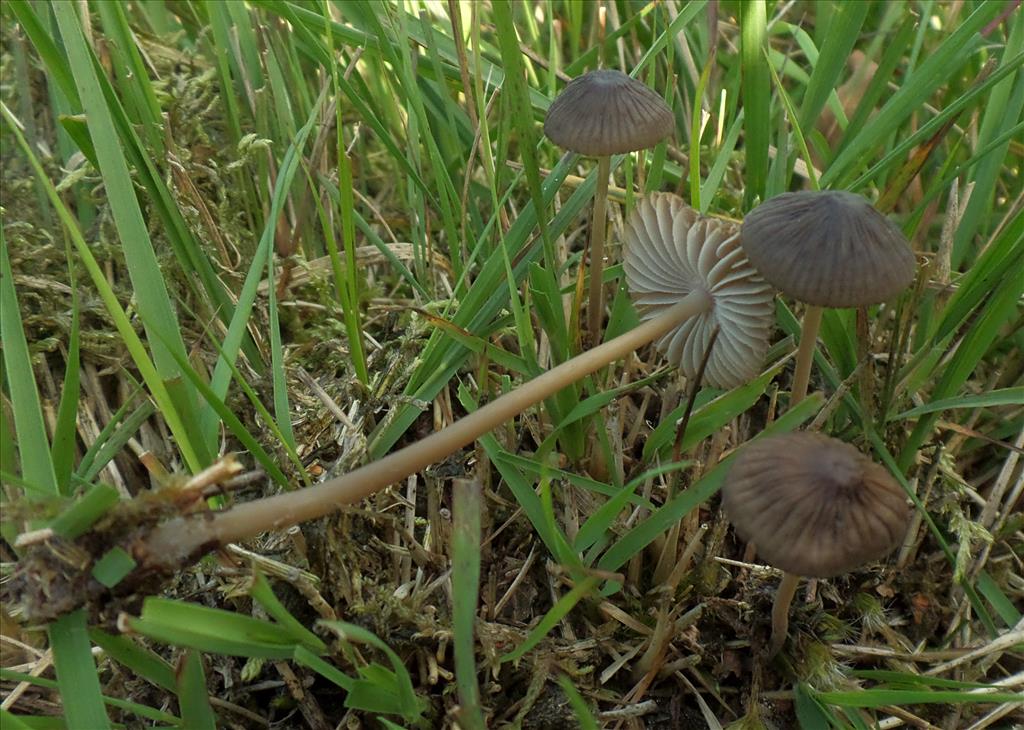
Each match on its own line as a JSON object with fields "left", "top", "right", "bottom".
{"left": 248, "top": 571, "right": 326, "bottom": 652}
{"left": 124, "top": 598, "right": 312, "bottom": 660}
{"left": 175, "top": 651, "right": 217, "bottom": 730}
{"left": 977, "top": 570, "right": 1023, "bottom": 626}
{"left": 201, "top": 90, "right": 324, "bottom": 447}
{"left": 49, "top": 610, "right": 110, "bottom": 730}
{"left": 597, "top": 393, "right": 823, "bottom": 581}
{"left": 794, "top": 684, "right": 834, "bottom": 730}
{"left": 953, "top": 10, "right": 1024, "bottom": 266}
{"left": 265, "top": 251, "right": 296, "bottom": 448}
{"left": 574, "top": 460, "right": 690, "bottom": 554}
{"left": 52, "top": 3, "right": 207, "bottom": 465}
{"left": 89, "top": 629, "right": 176, "bottom": 692}
{"left": 500, "top": 577, "right": 600, "bottom": 664}
{"left": 318, "top": 621, "right": 426, "bottom": 722}
{"left": 0, "top": 227, "right": 58, "bottom": 497}
{"left": 492, "top": 0, "right": 556, "bottom": 272}
{"left": 94, "top": 1, "right": 164, "bottom": 153}
{"left": 3, "top": 106, "right": 206, "bottom": 482}
{"left": 796, "top": 2, "right": 869, "bottom": 135}
{"left": 824, "top": 2, "right": 1001, "bottom": 187}
{"left": 0, "top": 669, "right": 178, "bottom": 725}
{"left": 643, "top": 361, "right": 785, "bottom": 459}
{"left": 557, "top": 674, "right": 599, "bottom": 730}
{"left": 893, "top": 388, "right": 1024, "bottom": 419}
{"left": 159, "top": 340, "right": 292, "bottom": 489}
{"left": 898, "top": 260, "right": 1023, "bottom": 471}
{"left": 49, "top": 246, "right": 79, "bottom": 493}
{"left": 740, "top": 0, "right": 770, "bottom": 207}
{"left": 76, "top": 400, "right": 154, "bottom": 483}
{"left": 452, "top": 478, "right": 486, "bottom": 730}
{"left": 814, "top": 688, "right": 1024, "bottom": 707}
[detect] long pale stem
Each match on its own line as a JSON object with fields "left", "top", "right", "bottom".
{"left": 142, "top": 290, "right": 713, "bottom": 566}
{"left": 790, "top": 305, "right": 823, "bottom": 407}
{"left": 587, "top": 155, "right": 612, "bottom": 339}
{"left": 769, "top": 571, "right": 801, "bottom": 658}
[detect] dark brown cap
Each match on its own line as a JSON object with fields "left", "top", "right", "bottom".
{"left": 624, "top": 193, "right": 775, "bottom": 388}
{"left": 544, "top": 70, "right": 674, "bottom": 156}
{"left": 740, "top": 191, "right": 915, "bottom": 307}
{"left": 721, "top": 432, "right": 910, "bottom": 578}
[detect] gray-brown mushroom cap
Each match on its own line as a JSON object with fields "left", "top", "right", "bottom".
{"left": 740, "top": 190, "right": 915, "bottom": 308}
{"left": 544, "top": 69, "right": 674, "bottom": 156}
{"left": 721, "top": 432, "right": 910, "bottom": 578}
{"left": 624, "top": 193, "right": 775, "bottom": 389}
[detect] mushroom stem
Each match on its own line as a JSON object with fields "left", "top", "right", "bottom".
{"left": 587, "top": 155, "right": 612, "bottom": 339}
{"left": 768, "top": 571, "right": 801, "bottom": 658}
{"left": 790, "top": 304, "right": 823, "bottom": 407}
{"left": 141, "top": 289, "right": 714, "bottom": 567}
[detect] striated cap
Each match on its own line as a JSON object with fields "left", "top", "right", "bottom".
{"left": 624, "top": 193, "right": 775, "bottom": 388}
{"left": 721, "top": 432, "right": 910, "bottom": 578}
{"left": 544, "top": 69, "right": 674, "bottom": 156}
{"left": 740, "top": 190, "right": 915, "bottom": 308}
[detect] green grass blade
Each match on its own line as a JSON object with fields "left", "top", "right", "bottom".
{"left": 500, "top": 577, "right": 600, "bottom": 664}
{"left": 0, "top": 227, "right": 58, "bottom": 496}
{"left": 52, "top": 2, "right": 207, "bottom": 464}
{"left": 50, "top": 610, "right": 111, "bottom": 730}
{"left": 0, "top": 669, "right": 178, "bottom": 725}
{"left": 740, "top": 0, "right": 769, "bottom": 207}
{"left": 796, "top": 2, "right": 869, "bottom": 135}
{"left": 952, "top": 10, "right": 1024, "bottom": 266}
{"left": 893, "top": 387, "right": 1024, "bottom": 420}
{"left": 49, "top": 270, "right": 79, "bottom": 494}
{"left": 125, "top": 597, "right": 314, "bottom": 659}
{"left": 175, "top": 651, "right": 217, "bottom": 730}
{"left": 597, "top": 394, "right": 823, "bottom": 580}
{"left": 452, "top": 478, "right": 486, "bottom": 730}
{"left": 201, "top": 92, "right": 324, "bottom": 446}
{"left": 824, "top": 2, "right": 1001, "bottom": 187}
{"left": 89, "top": 629, "right": 176, "bottom": 692}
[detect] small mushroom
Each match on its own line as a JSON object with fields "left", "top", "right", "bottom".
{"left": 624, "top": 193, "right": 774, "bottom": 388}
{"left": 722, "top": 431, "right": 910, "bottom": 657}
{"left": 142, "top": 194, "right": 774, "bottom": 568}
{"left": 740, "top": 190, "right": 915, "bottom": 406}
{"left": 545, "top": 69, "right": 674, "bottom": 340}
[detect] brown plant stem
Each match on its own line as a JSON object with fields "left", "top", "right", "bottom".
{"left": 790, "top": 305, "right": 823, "bottom": 408}
{"left": 769, "top": 571, "right": 801, "bottom": 658}
{"left": 141, "top": 290, "right": 713, "bottom": 568}
{"left": 587, "top": 155, "right": 612, "bottom": 339}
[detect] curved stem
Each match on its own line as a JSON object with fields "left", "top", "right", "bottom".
{"left": 790, "top": 305, "right": 823, "bottom": 408}
{"left": 587, "top": 155, "right": 611, "bottom": 339}
{"left": 768, "top": 571, "right": 801, "bottom": 658}
{"left": 143, "top": 290, "right": 713, "bottom": 566}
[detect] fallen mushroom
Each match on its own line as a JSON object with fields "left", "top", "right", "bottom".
{"left": 544, "top": 69, "right": 675, "bottom": 340}
{"left": 721, "top": 431, "right": 911, "bottom": 657}
{"left": 126, "top": 196, "right": 770, "bottom": 595}
{"left": 740, "top": 190, "right": 915, "bottom": 407}
{"left": 10, "top": 195, "right": 777, "bottom": 623}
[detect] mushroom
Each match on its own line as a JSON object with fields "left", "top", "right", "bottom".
{"left": 721, "top": 431, "right": 911, "bottom": 657}
{"left": 544, "top": 69, "right": 675, "bottom": 340}
{"left": 740, "top": 190, "right": 915, "bottom": 406}
{"left": 624, "top": 193, "right": 775, "bottom": 388}
{"left": 140, "top": 194, "right": 773, "bottom": 573}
